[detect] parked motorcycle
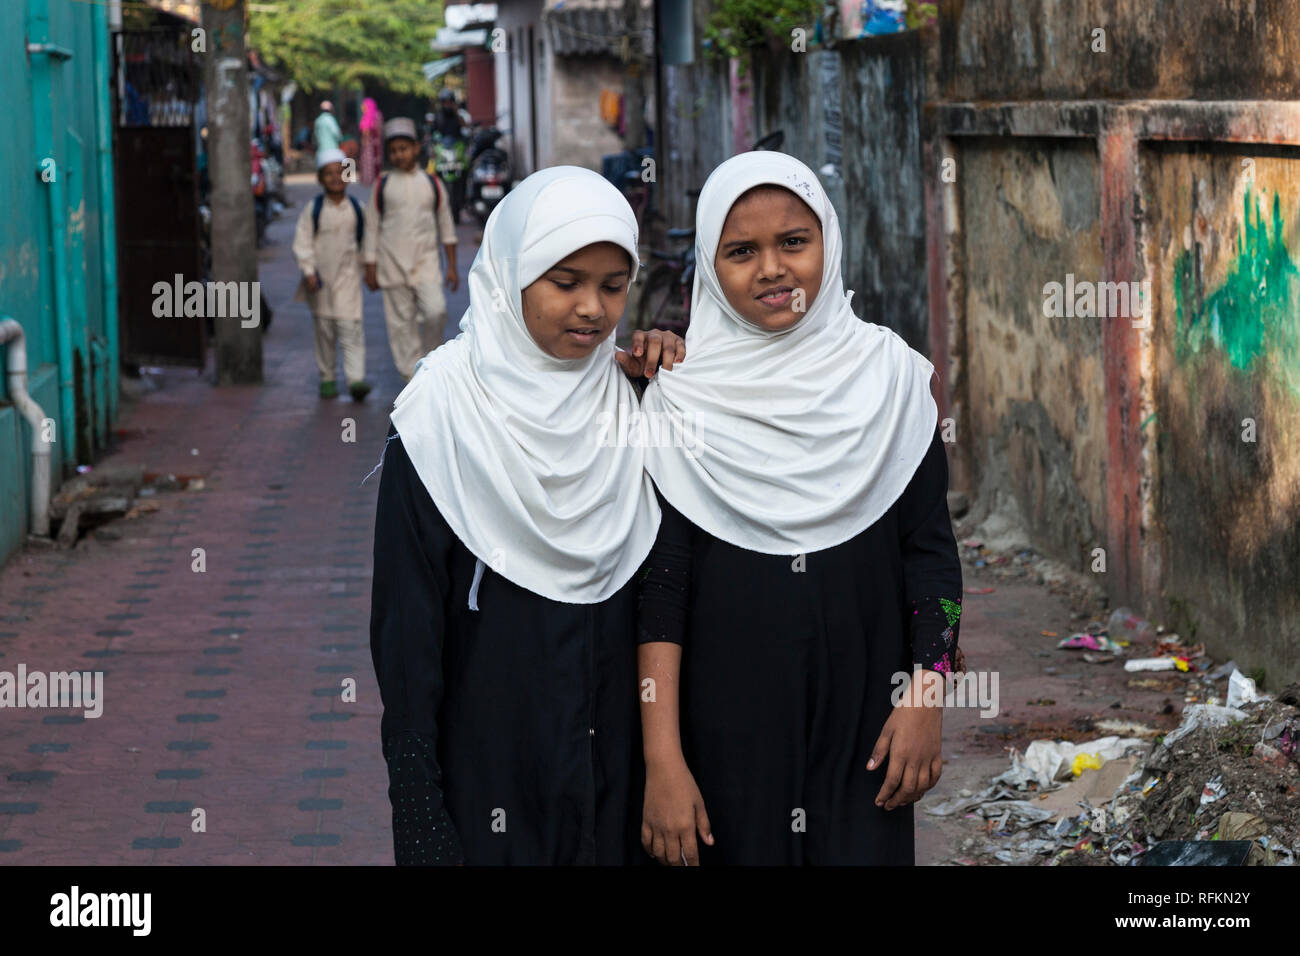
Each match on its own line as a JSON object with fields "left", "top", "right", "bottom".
{"left": 466, "top": 127, "right": 510, "bottom": 224}
{"left": 428, "top": 132, "right": 468, "bottom": 224}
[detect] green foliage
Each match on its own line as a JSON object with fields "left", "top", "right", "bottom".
{"left": 248, "top": 0, "right": 446, "bottom": 94}
{"left": 1215, "top": 726, "right": 1255, "bottom": 756}
{"left": 703, "top": 0, "right": 820, "bottom": 61}
{"left": 702, "top": 0, "right": 935, "bottom": 61}
{"left": 905, "top": 1, "right": 938, "bottom": 30}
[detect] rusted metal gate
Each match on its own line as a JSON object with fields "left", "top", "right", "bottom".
{"left": 112, "top": 25, "right": 204, "bottom": 368}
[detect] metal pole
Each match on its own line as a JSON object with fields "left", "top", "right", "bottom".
{"left": 93, "top": 0, "right": 121, "bottom": 425}
{"left": 26, "top": 0, "right": 77, "bottom": 471}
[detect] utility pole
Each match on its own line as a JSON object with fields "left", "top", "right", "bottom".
{"left": 202, "top": 0, "right": 262, "bottom": 384}
{"left": 622, "top": 0, "right": 647, "bottom": 151}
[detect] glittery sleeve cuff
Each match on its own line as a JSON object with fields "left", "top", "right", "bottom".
{"left": 383, "top": 731, "right": 465, "bottom": 866}
{"left": 637, "top": 494, "right": 693, "bottom": 646}
{"left": 909, "top": 596, "right": 964, "bottom": 673}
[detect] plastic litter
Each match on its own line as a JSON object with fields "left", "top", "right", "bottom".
{"left": 1226, "top": 669, "right": 1259, "bottom": 708}
{"left": 993, "top": 837, "right": 1060, "bottom": 864}
{"left": 1124, "top": 657, "right": 1178, "bottom": 672}
{"left": 1199, "top": 774, "right": 1226, "bottom": 806}
{"left": 1140, "top": 840, "right": 1253, "bottom": 866}
{"left": 1058, "top": 632, "right": 1124, "bottom": 653}
{"left": 1093, "top": 719, "right": 1160, "bottom": 737}
{"left": 1207, "top": 659, "right": 1239, "bottom": 680}
{"left": 1071, "top": 752, "right": 1104, "bottom": 776}
{"left": 1107, "top": 607, "right": 1156, "bottom": 643}
{"left": 1110, "top": 841, "right": 1146, "bottom": 866}
{"left": 1021, "top": 736, "right": 1148, "bottom": 789}
{"left": 1160, "top": 703, "right": 1249, "bottom": 748}
{"left": 1157, "top": 636, "right": 1203, "bottom": 658}
{"left": 976, "top": 800, "right": 1056, "bottom": 829}
{"left": 989, "top": 751, "right": 1040, "bottom": 791}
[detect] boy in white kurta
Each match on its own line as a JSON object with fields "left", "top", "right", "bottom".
{"left": 363, "top": 117, "right": 459, "bottom": 381}
{"left": 293, "top": 148, "right": 371, "bottom": 400}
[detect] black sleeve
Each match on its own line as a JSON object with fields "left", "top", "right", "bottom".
{"left": 637, "top": 490, "right": 693, "bottom": 646}
{"left": 896, "top": 427, "right": 964, "bottom": 673}
{"left": 370, "top": 425, "right": 465, "bottom": 865}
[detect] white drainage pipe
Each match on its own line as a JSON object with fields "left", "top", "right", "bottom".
{"left": 0, "top": 318, "right": 52, "bottom": 537}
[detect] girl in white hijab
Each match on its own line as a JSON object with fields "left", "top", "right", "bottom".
{"left": 636, "top": 152, "right": 963, "bottom": 865}
{"left": 370, "top": 166, "right": 683, "bottom": 865}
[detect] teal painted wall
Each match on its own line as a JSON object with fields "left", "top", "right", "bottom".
{"left": 0, "top": 1, "right": 114, "bottom": 563}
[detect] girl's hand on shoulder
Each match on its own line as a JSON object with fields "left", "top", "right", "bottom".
{"left": 615, "top": 329, "right": 686, "bottom": 380}
{"left": 642, "top": 755, "right": 713, "bottom": 865}
{"left": 868, "top": 669, "right": 944, "bottom": 811}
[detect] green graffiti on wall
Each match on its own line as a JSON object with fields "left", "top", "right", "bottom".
{"left": 1173, "top": 188, "right": 1300, "bottom": 397}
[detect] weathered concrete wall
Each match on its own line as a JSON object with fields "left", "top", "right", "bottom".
{"left": 1141, "top": 144, "right": 1300, "bottom": 681}
{"left": 957, "top": 138, "right": 1109, "bottom": 564}
{"left": 936, "top": 0, "right": 1300, "bottom": 101}
{"left": 752, "top": 33, "right": 930, "bottom": 351}
{"left": 929, "top": 0, "right": 1300, "bottom": 681}
{"left": 549, "top": 55, "right": 625, "bottom": 171}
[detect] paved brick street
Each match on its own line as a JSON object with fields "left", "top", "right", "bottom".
{"left": 0, "top": 180, "right": 472, "bottom": 864}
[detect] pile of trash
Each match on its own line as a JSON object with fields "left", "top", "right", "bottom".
{"left": 1049, "top": 606, "right": 1222, "bottom": 674}
{"left": 929, "top": 676, "right": 1300, "bottom": 866}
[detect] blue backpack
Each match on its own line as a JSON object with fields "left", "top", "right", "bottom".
{"left": 311, "top": 193, "right": 365, "bottom": 245}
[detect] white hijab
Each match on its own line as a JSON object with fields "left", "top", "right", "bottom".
{"left": 390, "top": 165, "right": 660, "bottom": 604}
{"left": 640, "top": 151, "right": 938, "bottom": 555}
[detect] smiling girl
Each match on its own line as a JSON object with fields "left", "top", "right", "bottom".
{"left": 369, "top": 166, "right": 683, "bottom": 865}
{"left": 636, "top": 152, "right": 962, "bottom": 865}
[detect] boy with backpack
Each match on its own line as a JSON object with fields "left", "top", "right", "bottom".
{"left": 363, "top": 116, "right": 459, "bottom": 381}
{"left": 293, "top": 147, "right": 372, "bottom": 400}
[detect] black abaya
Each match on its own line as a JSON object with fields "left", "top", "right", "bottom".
{"left": 370, "top": 429, "right": 644, "bottom": 865}
{"left": 638, "top": 427, "right": 963, "bottom": 865}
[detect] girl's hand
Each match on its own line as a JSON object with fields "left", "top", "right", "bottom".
{"left": 642, "top": 756, "right": 713, "bottom": 865}
{"left": 868, "top": 670, "right": 944, "bottom": 810}
{"left": 615, "top": 329, "right": 686, "bottom": 380}
{"left": 364, "top": 263, "right": 380, "bottom": 292}
{"left": 445, "top": 270, "right": 459, "bottom": 292}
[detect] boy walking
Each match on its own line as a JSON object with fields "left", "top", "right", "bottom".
{"left": 293, "top": 148, "right": 371, "bottom": 400}
{"left": 363, "top": 116, "right": 459, "bottom": 381}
